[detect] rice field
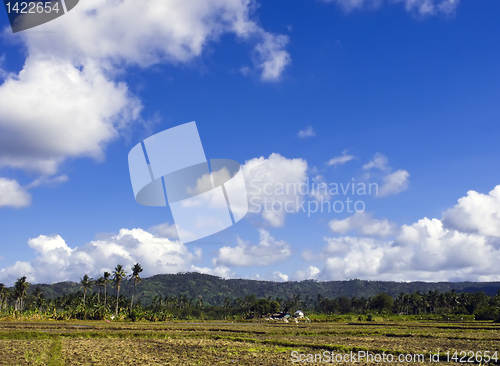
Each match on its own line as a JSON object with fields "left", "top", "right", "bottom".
{"left": 0, "top": 320, "right": 499, "bottom": 365}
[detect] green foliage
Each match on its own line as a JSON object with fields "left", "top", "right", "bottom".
{"left": 370, "top": 293, "right": 394, "bottom": 313}
{"left": 2, "top": 272, "right": 500, "bottom": 323}
{"left": 12, "top": 273, "right": 500, "bottom": 308}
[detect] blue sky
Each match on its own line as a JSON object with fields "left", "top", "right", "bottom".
{"left": 1, "top": 0, "right": 500, "bottom": 285}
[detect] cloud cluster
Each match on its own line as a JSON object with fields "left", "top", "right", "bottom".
{"left": 2, "top": 185, "right": 499, "bottom": 284}
{"left": 0, "top": 178, "right": 31, "bottom": 208}
{"left": 323, "top": 0, "right": 459, "bottom": 15}
{"left": 306, "top": 185, "right": 500, "bottom": 282}
{"left": 242, "top": 153, "right": 308, "bottom": 226}
{"left": 214, "top": 229, "right": 291, "bottom": 267}
{"left": 329, "top": 212, "right": 395, "bottom": 237}
{"left": 272, "top": 271, "right": 290, "bottom": 281}
{"left": 0, "top": 0, "right": 291, "bottom": 205}
{"left": 0, "top": 228, "right": 201, "bottom": 285}
{"left": 393, "top": 0, "right": 459, "bottom": 16}
{"left": 293, "top": 266, "right": 320, "bottom": 281}
{"left": 0, "top": 57, "right": 141, "bottom": 175}
{"left": 21, "top": 0, "right": 290, "bottom": 75}
{"left": 442, "top": 186, "right": 500, "bottom": 238}
{"left": 363, "top": 153, "right": 410, "bottom": 197}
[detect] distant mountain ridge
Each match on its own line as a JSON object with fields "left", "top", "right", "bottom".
{"left": 24, "top": 272, "right": 500, "bottom": 307}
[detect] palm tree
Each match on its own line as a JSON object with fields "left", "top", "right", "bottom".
{"left": 33, "top": 287, "right": 45, "bottom": 311}
{"left": 1, "top": 287, "right": 10, "bottom": 310}
{"left": 112, "top": 265, "right": 126, "bottom": 317}
{"left": 96, "top": 276, "right": 105, "bottom": 303}
{"left": 103, "top": 271, "right": 111, "bottom": 308}
{"left": 0, "top": 284, "right": 7, "bottom": 312}
{"left": 129, "top": 263, "right": 143, "bottom": 311}
{"left": 14, "top": 276, "right": 29, "bottom": 311}
{"left": 79, "top": 274, "right": 93, "bottom": 304}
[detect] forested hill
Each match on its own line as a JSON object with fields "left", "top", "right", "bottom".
{"left": 26, "top": 272, "right": 500, "bottom": 307}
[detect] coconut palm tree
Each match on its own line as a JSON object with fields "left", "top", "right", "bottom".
{"left": 1, "top": 287, "right": 10, "bottom": 310}
{"left": 103, "top": 271, "right": 111, "bottom": 308}
{"left": 79, "top": 274, "right": 93, "bottom": 304}
{"left": 96, "top": 276, "right": 105, "bottom": 303}
{"left": 0, "top": 283, "right": 6, "bottom": 311}
{"left": 14, "top": 276, "right": 29, "bottom": 311}
{"left": 33, "top": 287, "right": 45, "bottom": 311}
{"left": 112, "top": 265, "right": 126, "bottom": 317}
{"left": 129, "top": 263, "right": 143, "bottom": 311}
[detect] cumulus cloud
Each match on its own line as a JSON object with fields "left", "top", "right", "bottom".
{"left": 442, "top": 185, "right": 500, "bottom": 238}
{"left": 0, "top": 56, "right": 141, "bottom": 174}
{"left": 294, "top": 266, "right": 320, "bottom": 281}
{"left": 313, "top": 218, "right": 500, "bottom": 282}
{"left": 18, "top": 0, "right": 290, "bottom": 79}
{"left": 214, "top": 229, "right": 291, "bottom": 267}
{"left": 298, "top": 126, "right": 316, "bottom": 139}
{"left": 0, "top": 228, "right": 201, "bottom": 285}
{"left": 149, "top": 222, "right": 181, "bottom": 240}
{"left": 322, "top": 0, "right": 459, "bottom": 15}
{"left": 306, "top": 185, "right": 500, "bottom": 282}
{"left": 0, "top": 178, "right": 32, "bottom": 208}
{"left": 327, "top": 150, "right": 355, "bottom": 167}
{"left": 272, "top": 271, "right": 289, "bottom": 281}
{"left": 0, "top": 0, "right": 291, "bottom": 184}
{"left": 328, "top": 212, "right": 396, "bottom": 237}
{"left": 243, "top": 153, "right": 308, "bottom": 226}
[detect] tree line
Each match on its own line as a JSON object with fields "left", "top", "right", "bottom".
{"left": 1, "top": 266, "right": 500, "bottom": 322}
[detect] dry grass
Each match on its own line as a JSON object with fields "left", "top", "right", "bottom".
{"left": 0, "top": 320, "right": 498, "bottom": 365}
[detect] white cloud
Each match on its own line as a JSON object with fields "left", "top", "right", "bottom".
{"left": 255, "top": 33, "right": 291, "bottom": 81}
{"left": 0, "top": 56, "right": 141, "bottom": 175}
{"left": 379, "top": 169, "right": 410, "bottom": 197}
{"left": 294, "top": 266, "right": 320, "bottom": 281}
{"left": 325, "top": 0, "right": 383, "bottom": 12}
{"left": 328, "top": 212, "right": 395, "bottom": 237}
{"left": 149, "top": 222, "right": 181, "bottom": 240}
{"left": 18, "top": 0, "right": 290, "bottom": 80}
{"left": 442, "top": 185, "right": 500, "bottom": 237}
{"left": 0, "top": 0, "right": 290, "bottom": 181}
{"left": 362, "top": 153, "right": 409, "bottom": 197}
{"left": 191, "top": 262, "right": 235, "bottom": 279}
{"left": 0, "top": 228, "right": 201, "bottom": 285}
{"left": 309, "top": 175, "right": 330, "bottom": 201}
{"left": 327, "top": 150, "right": 354, "bottom": 167}
{"left": 392, "top": 0, "right": 459, "bottom": 16}
{"left": 313, "top": 218, "right": 500, "bottom": 282}
{"left": 307, "top": 184, "right": 500, "bottom": 282}
{"left": 363, "top": 153, "right": 389, "bottom": 171}
{"left": 25, "top": 175, "right": 69, "bottom": 189}
{"left": 272, "top": 271, "right": 289, "bottom": 281}
{"left": 0, "top": 178, "right": 32, "bottom": 208}
{"left": 322, "top": 0, "right": 459, "bottom": 15}
{"left": 298, "top": 126, "right": 316, "bottom": 139}
{"left": 243, "top": 153, "right": 308, "bottom": 226}
{"left": 214, "top": 229, "right": 291, "bottom": 267}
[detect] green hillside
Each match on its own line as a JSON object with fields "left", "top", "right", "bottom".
{"left": 22, "top": 272, "right": 500, "bottom": 307}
